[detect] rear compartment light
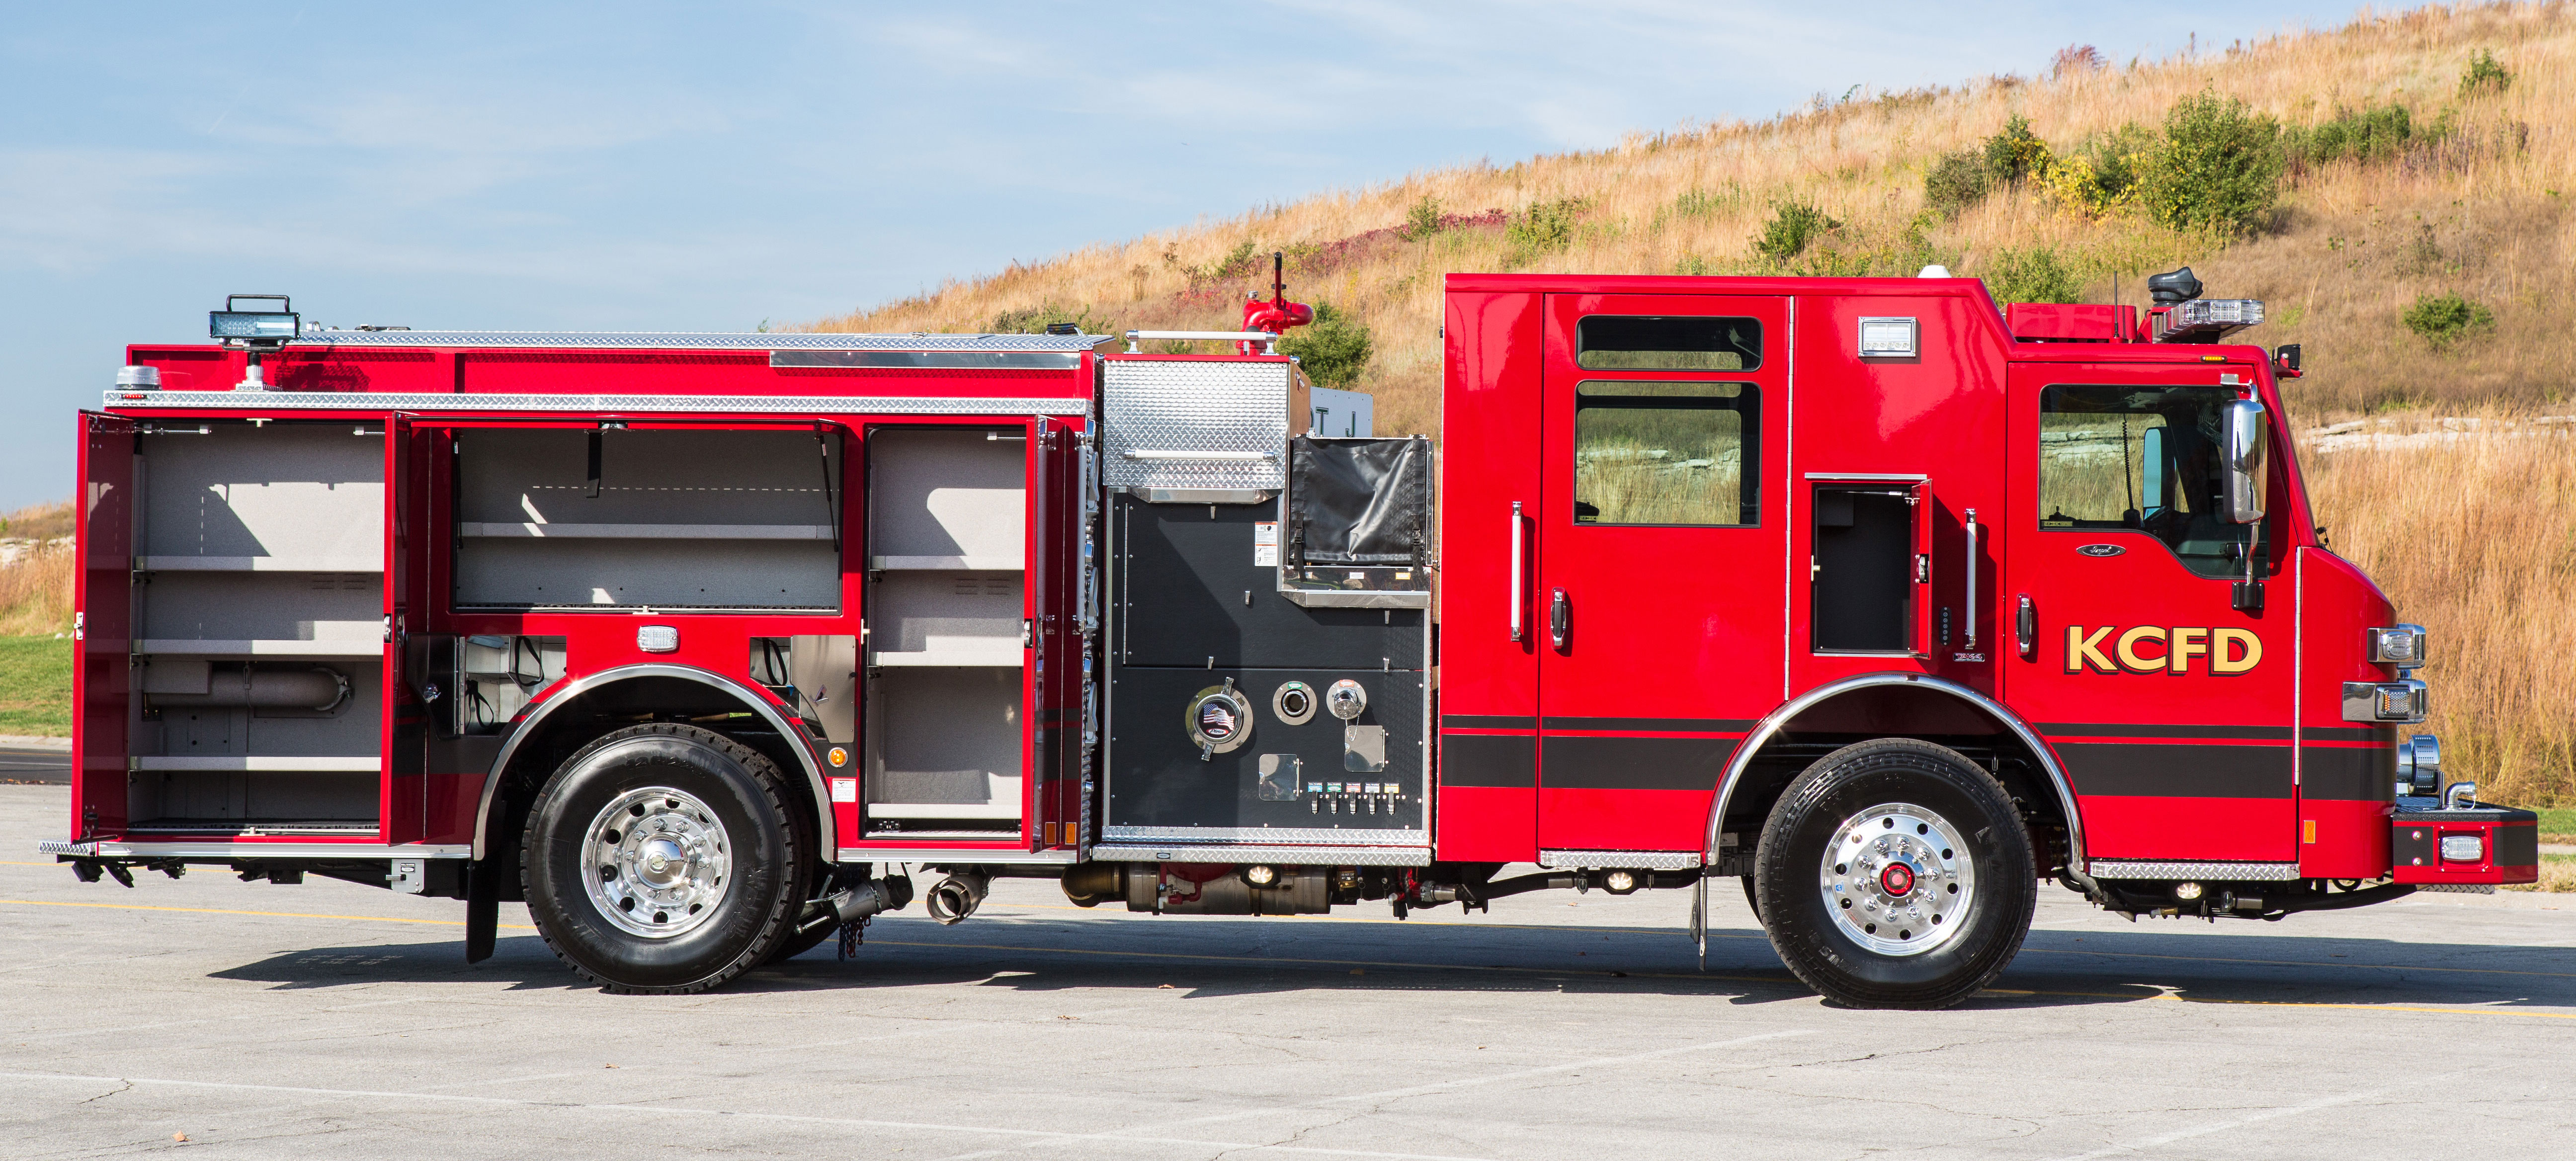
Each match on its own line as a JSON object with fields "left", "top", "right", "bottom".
{"left": 2368, "top": 624, "right": 2429, "bottom": 667}
{"left": 115, "top": 365, "right": 160, "bottom": 389}
{"left": 2440, "top": 834, "right": 2484, "bottom": 863}
{"left": 1856, "top": 317, "right": 1918, "bottom": 358}
{"left": 2343, "top": 679, "right": 2426, "bottom": 723}
{"left": 636, "top": 625, "right": 679, "bottom": 653}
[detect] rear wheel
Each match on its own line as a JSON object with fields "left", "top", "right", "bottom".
{"left": 1753, "top": 738, "right": 2034, "bottom": 1009}
{"left": 522, "top": 724, "right": 804, "bottom": 993}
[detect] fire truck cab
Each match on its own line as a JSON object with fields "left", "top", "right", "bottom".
{"left": 48, "top": 271, "right": 2536, "bottom": 1009}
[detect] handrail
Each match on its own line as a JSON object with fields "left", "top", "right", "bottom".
{"left": 1123, "top": 330, "right": 1281, "bottom": 354}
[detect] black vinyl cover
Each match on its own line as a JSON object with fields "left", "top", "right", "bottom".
{"left": 1288, "top": 436, "right": 1430, "bottom": 567}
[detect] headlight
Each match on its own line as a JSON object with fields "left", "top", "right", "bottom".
{"left": 2343, "top": 679, "right": 2427, "bottom": 723}
{"left": 2368, "top": 624, "right": 2428, "bottom": 667}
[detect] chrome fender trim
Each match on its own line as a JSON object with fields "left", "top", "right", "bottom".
{"left": 1699, "top": 672, "right": 2093, "bottom": 890}
{"left": 469, "top": 663, "right": 831, "bottom": 861}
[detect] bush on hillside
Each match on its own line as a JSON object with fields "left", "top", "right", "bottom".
{"left": 1982, "top": 115, "right": 2049, "bottom": 184}
{"left": 2402, "top": 292, "right": 2496, "bottom": 350}
{"left": 1279, "top": 303, "right": 1373, "bottom": 388}
{"left": 991, "top": 303, "right": 1114, "bottom": 335}
{"left": 1980, "top": 247, "right": 2085, "bottom": 305}
{"left": 2035, "top": 124, "right": 2153, "bottom": 218}
{"left": 1753, "top": 201, "right": 1840, "bottom": 260}
{"left": 2460, "top": 49, "right": 2511, "bottom": 96}
{"left": 2140, "top": 89, "right": 2283, "bottom": 236}
{"left": 1401, "top": 196, "right": 1444, "bottom": 242}
{"left": 1923, "top": 151, "right": 1990, "bottom": 217}
{"left": 1504, "top": 197, "right": 1588, "bottom": 257}
{"left": 2288, "top": 103, "right": 2420, "bottom": 166}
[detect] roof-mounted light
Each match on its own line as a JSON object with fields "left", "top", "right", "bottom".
{"left": 2154, "top": 298, "right": 2264, "bottom": 343}
{"left": 210, "top": 295, "right": 298, "bottom": 343}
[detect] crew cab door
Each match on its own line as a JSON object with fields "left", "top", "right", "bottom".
{"left": 2003, "top": 363, "right": 2294, "bottom": 865}
{"left": 1532, "top": 295, "right": 1786, "bottom": 855}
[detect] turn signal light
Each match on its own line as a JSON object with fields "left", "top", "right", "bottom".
{"left": 2343, "top": 679, "right": 2427, "bottom": 724}
{"left": 2368, "top": 624, "right": 2429, "bottom": 667}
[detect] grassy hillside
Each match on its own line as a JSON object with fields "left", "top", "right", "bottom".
{"left": 812, "top": 3, "right": 2576, "bottom": 803}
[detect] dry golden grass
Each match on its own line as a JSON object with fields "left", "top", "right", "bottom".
{"left": 0, "top": 499, "right": 74, "bottom": 636}
{"left": 2503, "top": 854, "right": 2576, "bottom": 891}
{"left": 812, "top": 3, "right": 2574, "bottom": 435}
{"left": 2298, "top": 409, "right": 2576, "bottom": 804}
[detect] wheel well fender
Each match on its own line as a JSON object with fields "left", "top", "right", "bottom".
{"left": 1701, "top": 674, "right": 2089, "bottom": 882}
{"left": 470, "top": 664, "right": 832, "bottom": 862}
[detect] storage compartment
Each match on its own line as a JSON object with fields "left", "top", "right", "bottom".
{"left": 1811, "top": 485, "right": 1917, "bottom": 654}
{"left": 126, "top": 422, "right": 386, "bottom": 834}
{"left": 859, "top": 428, "right": 1028, "bottom": 838}
{"left": 452, "top": 427, "right": 842, "bottom": 610}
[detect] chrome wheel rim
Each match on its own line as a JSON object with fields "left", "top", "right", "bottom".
{"left": 1819, "top": 802, "right": 1975, "bottom": 957}
{"left": 583, "top": 786, "right": 733, "bottom": 939}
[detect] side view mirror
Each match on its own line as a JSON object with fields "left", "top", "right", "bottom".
{"left": 2273, "top": 344, "right": 2302, "bottom": 377}
{"left": 2221, "top": 399, "right": 2268, "bottom": 525}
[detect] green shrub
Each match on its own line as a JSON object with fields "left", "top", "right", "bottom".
{"left": 2289, "top": 103, "right": 2417, "bottom": 166}
{"left": 1923, "top": 150, "right": 1991, "bottom": 217}
{"left": 991, "top": 303, "right": 1114, "bottom": 335}
{"left": 1981, "top": 247, "right": 2085, "bottom": 304}
{"left": 1505, "top": 197, "right": 1588, "bottom": 255}
{"left": 2140, "top": 89, "right": 2283, "bottom": 236}
{"left": 1401, "top": 196, "right": 1443, "bottom": 241}
{"left": 1279, "top": 302, "right": 1374, "bottom": 387}
{"left": 1982, "top": 115, "right": 2049, "bottom": 184}
{"left": 2460, "top": 49, "right": 2512, "bottom": 96}
{"left": 2402, "top": 292, "right": 2496, "bottom": 349}
{"left": 1754, "top": 201, "right": 1840, "bottom": 260}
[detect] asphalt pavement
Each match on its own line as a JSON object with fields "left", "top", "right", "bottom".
{"left": 0, "top": 783, "right": 2571, "bottom": 1160}
{"left": 0, "top": 742, "right": 70, "bottom": 785}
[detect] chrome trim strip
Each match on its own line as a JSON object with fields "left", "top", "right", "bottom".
{"left": 834, "top": 848, "right": 1077, "bottom": 866}
{"left": 1700, "top": 672, "right": 2093, "bottom": 887}
{"left": 1539, "top": 849, "right": 1700, "bottom": 870}
{"left": 2089, "top": 860, "right": 2302, "bottom": 881}
{"left": 40, "top": 840, "right": 472, "bottom": 860}
{"left": 472, "top": 663, "right": 830, "bottom": 861}
{"left": 1088, "top": 844, "right": 1431, "bottom": 867}
{"left": 1099, "top": 825, "right": 1426, "bottom": 845}
{"left": 107, "top": 392, "right": 1089, "bottom": 416}
{"left": 274, "top": 331, "right": 1106, "bottom": 351}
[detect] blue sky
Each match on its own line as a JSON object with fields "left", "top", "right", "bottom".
{"left": 0, "top": 1, "right": 2378, "bottom": 509}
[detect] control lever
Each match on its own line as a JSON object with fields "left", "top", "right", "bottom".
{"left": 2015, "top": 594, "right": 2036, "bottom": 659}
{"left": 1549, "top": 588, "right": 1570, "bottom": 650}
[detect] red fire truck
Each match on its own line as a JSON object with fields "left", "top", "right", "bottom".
{"left": 47, "top": 270, "right": 2536, "bottom": 1009}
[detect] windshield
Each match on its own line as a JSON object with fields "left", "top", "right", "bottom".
{"left": 2037, "top": 384, "right": 2254, "bottom": 579}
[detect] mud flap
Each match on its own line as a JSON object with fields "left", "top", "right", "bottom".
{"left": 464, "top": 858, "right": 500, "bottom": 963}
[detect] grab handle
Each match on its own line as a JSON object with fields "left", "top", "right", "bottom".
{"left": 1963, "top": 508, "right": 1979, "bottom": 649}
{"left": 1508, "top": 501, "right": 1525, "bottom": 643}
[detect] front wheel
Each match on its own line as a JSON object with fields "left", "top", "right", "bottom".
{"left": 1752, "top": 738, "right": 2035, "bottom": 1009}
{"left": 521, "top": 724, "right": 805, "bottom": 993}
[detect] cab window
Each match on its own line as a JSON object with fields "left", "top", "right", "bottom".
{"left": 1572, "top": 381, "right": 1759, "bottom": 526}
{"left": 2038, "top": 384, "right": 2252, "bottom": 579}
{"left": 1577, "top": 316, "right": 1762, "bottom": 371}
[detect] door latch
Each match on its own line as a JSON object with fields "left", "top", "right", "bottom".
{"left": 1548, "top": 588, "right": 1570, "bottom": 649}
{"left": 2015, "top": 594, "right": 2037, "bottom": 659}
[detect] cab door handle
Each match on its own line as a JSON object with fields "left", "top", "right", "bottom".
{"left": 2015, "top": 594, "right": 2037, "bottom": 659}
{"left": 1549, "top": 588, "right": 1571, "bottom": 650}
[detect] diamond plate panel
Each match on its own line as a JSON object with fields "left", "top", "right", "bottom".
{"left": 107, "top": 392, "right": 1087, "bottom": 416}
{"left": 280, "top": 330, "right": 1105, "bottom": 351}
{"left": 1088, "top": 844, "right": 1431, "bottom": 867}
{"left": 1539, "top": 849, "right": 1702, "bottom": 870}
{"left": 2088, "top": 860, "right": 2302, "bottom": 881}
{"left": 1101, "top": 358, "right": 1289, "bottom": 491}
{"left": 2415, "top": 883, "right": 2496, "bottom": 894}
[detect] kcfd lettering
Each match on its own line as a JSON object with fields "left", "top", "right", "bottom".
{"left": 2066, "top": 626, "right": 2261, "bottom": 675}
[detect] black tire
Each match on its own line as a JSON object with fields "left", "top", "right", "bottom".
{"left": 1741, "top": 874, "right": 1760, "bottom": 923}
{"left": 1752, "top": 738, "right": 2035, "bottom": 1009}
{"left": 522, "top": 724, "right": 805, "bottom": 994}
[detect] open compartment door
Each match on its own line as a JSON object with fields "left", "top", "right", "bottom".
{"left": 1026, "top": 416, "right": 1088, "bottom": 850}
{"left": 73, "top": 411, "right": 140, "bottom": 840}
{"left": 1912, "top": 479, "right": 1937, "bottom": 659}
{"left": 386, "top": 413, "right": 428, "bottom": 842}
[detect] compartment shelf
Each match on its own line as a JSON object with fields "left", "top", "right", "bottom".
{"left": 136, "top": 556, "right": 384, "bottom": 573}
{"left": 134, "top": 757, "right": 380, "bottom": 772}
{"left": 458, "top": 522, "right": 833, "bottom": 540}
{"left": 869, "top": 644, "right": 1022, "bottom": 667}
{"left": 138, "top": 640, "right": 382, "bottom": 657}
{"left": 865, "top": 803, "right": 1023, "bottom": 820}
{"left": 869, "top": 555, "right": 1023, "bottom": 571}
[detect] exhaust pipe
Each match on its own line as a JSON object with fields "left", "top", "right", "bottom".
{"left": 925, "top": 870, "right": 990, "bottom": 924}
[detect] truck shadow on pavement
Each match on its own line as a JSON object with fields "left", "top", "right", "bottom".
{"left": 204, "top": 912, "right": 2576, "bottom": 1015}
